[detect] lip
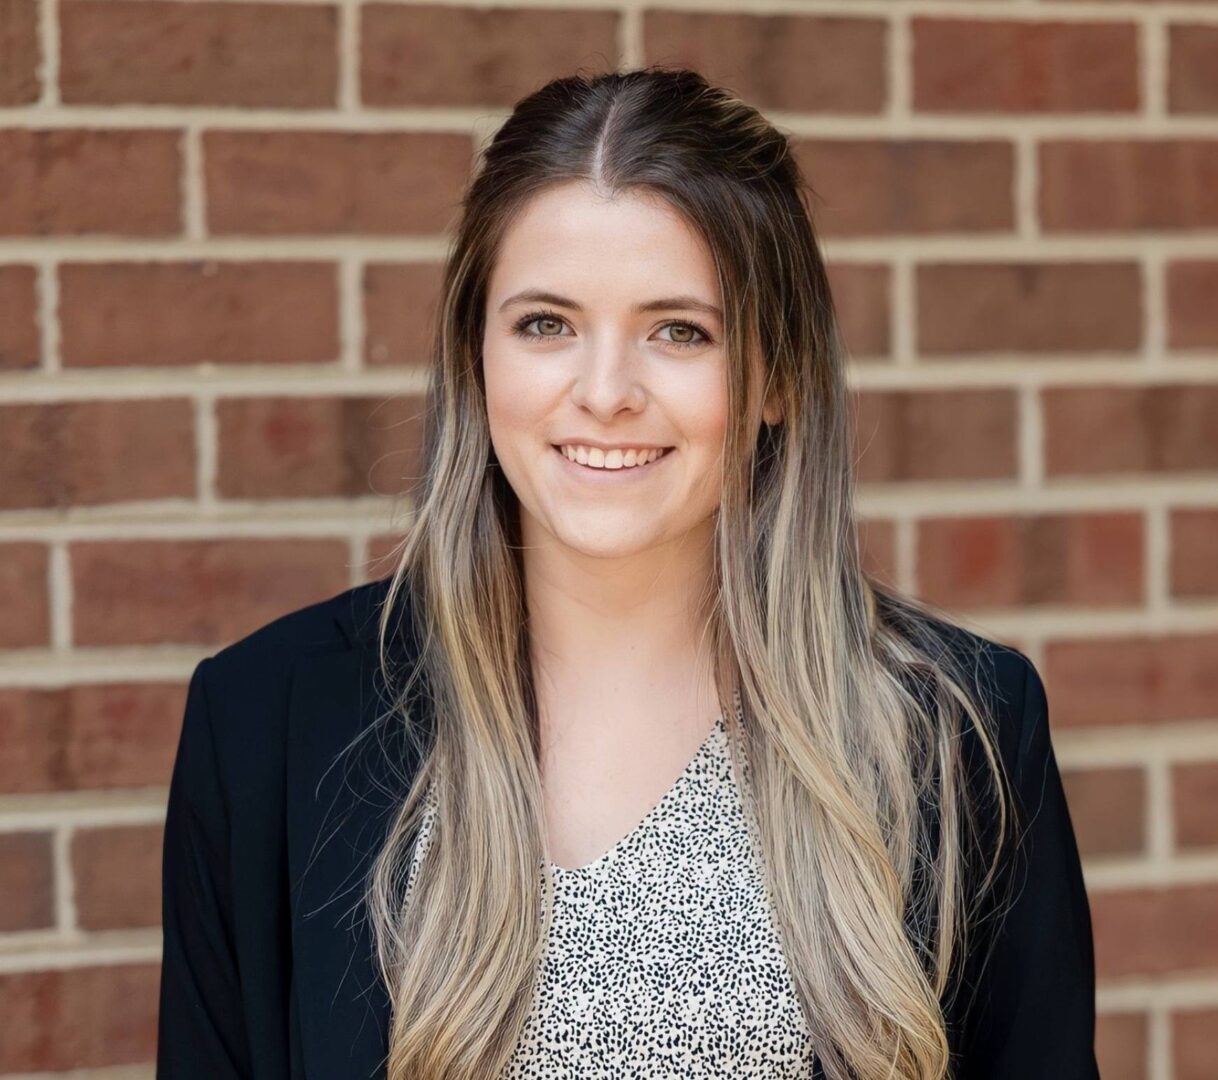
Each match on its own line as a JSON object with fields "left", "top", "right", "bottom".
{"left": 551, "top": 438, "right": 672, "bottom": 452}
{"left": 550, "top": 443, "right": 675, "bottom": 481}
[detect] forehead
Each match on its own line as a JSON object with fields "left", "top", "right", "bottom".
{"left": 487, "top": 181, "right": 721, "bottom": 306}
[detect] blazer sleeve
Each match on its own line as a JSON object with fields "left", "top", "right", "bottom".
{"left": 957, "top": 656, "right": 1100, "bottom": 1079}
{"left": 157, "top": 657, "right": 252, "bottom": 1077}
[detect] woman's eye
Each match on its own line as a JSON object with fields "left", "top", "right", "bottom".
{"left": 532, "top": 317, "right": 564, "bottom": 336}
{"left": 514, "top": 314, "right": 568, "bottom": 339}
{"left": 662, "top": 323, "right": 699, "bottom": 345}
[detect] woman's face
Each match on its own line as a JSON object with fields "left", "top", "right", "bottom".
{"left": 482, "top": 181, "right": 751, "bottom": 560}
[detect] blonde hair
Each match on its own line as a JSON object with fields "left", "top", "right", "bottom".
{"left": 361, "top": 67, "right": 1019, "bottom": 1080}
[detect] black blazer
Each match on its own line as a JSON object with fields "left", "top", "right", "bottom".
{"left": 156, "top": 575, "right": 1100, "bottom": 1079}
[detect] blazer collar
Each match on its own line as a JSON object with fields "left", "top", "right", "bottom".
{"left": 286, "top": 574, "right": 424, "bottom": 1080}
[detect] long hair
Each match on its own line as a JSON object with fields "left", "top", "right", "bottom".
{"left": 363, "top": 67, "right": 1019, "bottom": 1080}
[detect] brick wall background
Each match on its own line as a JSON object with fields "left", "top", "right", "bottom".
{"left": 1, "top": 0, "right": 1216, "bottom": 1076}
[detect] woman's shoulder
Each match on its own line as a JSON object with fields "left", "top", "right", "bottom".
{"left": 900, "top": 610, "right": 1046, "bottom": 781}
{"left": 198, "top": 573, "right": 402, "bottom": 702}
{"left": 177, "top": 575, "right": 405, "bottom": 802}
{"left": 210, "top": 574, "right": 395, "bottom": 667}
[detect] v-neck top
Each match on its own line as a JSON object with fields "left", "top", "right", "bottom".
{"left": 404, "top": 699, "right": 818, "bottom": 1077}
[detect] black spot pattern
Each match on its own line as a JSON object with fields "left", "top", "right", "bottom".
{"left": 406, "top": 694, "right": 817, "bottom": 1077}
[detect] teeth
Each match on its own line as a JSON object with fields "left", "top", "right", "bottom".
{"left": 559, "top": 445, "right": 667, "bottom": 470}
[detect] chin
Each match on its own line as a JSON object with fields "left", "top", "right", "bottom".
{"left": 548, "top": 521, "right": 664, "bottom": 560}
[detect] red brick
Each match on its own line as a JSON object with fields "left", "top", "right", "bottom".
{"left": 644, "top": 12, "right": 885, "bottom": 113}
{"left": 0, "top": 399, "right": 195, "bottom": 510}
{"left": 0, "top": 831, "right": 54, "bottom": 931}
{"left": 1166, "top": 259, "right": 1218, "bottom": 349}
{"left": 216, "top": 394, "right": 425, "bottom": 499}
{"left": 203, "top": 130, "right": 472, "bottom": 236}
{"left": 827, "top": 262, "right": 891, "bottom": 360}
{"left": 1172, "top": 761, "right": 1218, "bottom": 849}
{"left": 70, "top": 538, "right": 350, "bottom": 646}
{"left": 0, "top": 0, "right": 40, "bottom": 104}
{"left": 0, "top": 682, "right": 185, "bottom": 794}
{"left": 1060, "top": 766, "right": 1146, "bottom": 857}
{"left": 0, "top": 542, "right": 50, "bottom": 648}
{"left": 855, "top": 388, "right": 1018, "bottom": 483}
{"left": 1169, "top": 23, "right": 1218, "bottom": 114}
{"left": 1091, "top": 882, "right": 1218, "bottom": 978}
{"left": 0, "top": 964, "right": 159, "bottom": 1072}
{"left": 0, "top": 263, "right": 39, "bottom": 370}
{"left": 1043, "top": 385, "right": 1218, "bottom": 477}
{"left": 793, "top": 140, "right": 1014, "bottom": 237}
{"left": 1044, "top": 633, "right": 1218, "bottom": 728}
{"left": 363, "top": 3, "right": 619, "bottom": 108}
{"left": 917, "top": 512, "right": 1143, "bottom": 610}
{"left": 60, "top": 0, "right": 337, "bottom": 108}
{"left": 1172, "top": 508, "right": 1218, "bottom": 598}
{"left": 71, "top": 823, "right": 163, "bottom": 930}
{"left": 363, "top": 262, "right": 443, "bottom": 367}
{"left": 60, "top": 261, "right": 340, "bottom": 367}
{"left": 913, "top": 18, "right": 1138, "bottom": 113}
{"left": 0, "top": 129, "right": 181, "bottom": 236}
{"left": 917, "top": 261, "right": 1142, "bottom": 355}
{"left": 1040, "top": 140, "right": 1218, "bottom": 232}
{"left": 1097, "top": 1011, "right": 1148, "bottom": 1080}
{"left": 1175, "top": 1007, "right": 1218, "bottom": 1080}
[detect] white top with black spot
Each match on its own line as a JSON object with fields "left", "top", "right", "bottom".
{"left": 405, "top": 698, "right": 818, "bottom": 1078}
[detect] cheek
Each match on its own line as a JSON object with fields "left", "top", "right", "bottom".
{"left": 674, "top": 370, "right": 730, "bottom": 457}
{"left": 483, "top": 344, "right": 540, "bottom": 449}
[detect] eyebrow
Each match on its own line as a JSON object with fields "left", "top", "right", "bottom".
{"left": 497, "top": 289, "right": 723, "bottom": 321}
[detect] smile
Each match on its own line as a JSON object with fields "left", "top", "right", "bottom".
{"left": 551, "top": 444, "right": 674, "bottom": 476}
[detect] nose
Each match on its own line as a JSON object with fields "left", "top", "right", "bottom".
{"left": 568, "top": 333, "right": 646, "bottom": 420}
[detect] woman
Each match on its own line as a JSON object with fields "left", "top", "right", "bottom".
{"left": 157, "top": 68, "right": 1098, "bottom": 1079}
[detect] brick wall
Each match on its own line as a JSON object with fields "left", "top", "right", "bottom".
{"left": 1, "top": 1, "right": 1216, "bottom": 1077}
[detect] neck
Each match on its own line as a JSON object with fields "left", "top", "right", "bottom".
{"left": 520, "top": 514, "right": 720, "bottom": 712}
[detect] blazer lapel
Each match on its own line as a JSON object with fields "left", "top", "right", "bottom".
{"left": 286, "top": 578, "right": 424, "bottom": 1080}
